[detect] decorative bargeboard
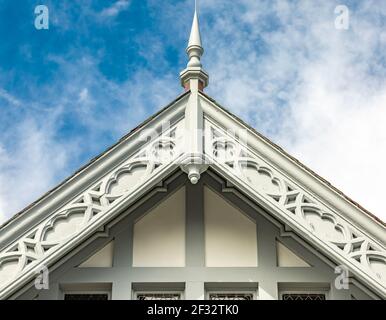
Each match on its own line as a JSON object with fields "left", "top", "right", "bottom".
{"left": 0, "top": 122, "right": 184, "bottom": 290}
{"left": 205, "top": 118, "right": 386, "bottom": 290}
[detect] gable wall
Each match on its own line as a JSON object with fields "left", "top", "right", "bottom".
{"left": 13, "top": 171, "right": 377, "bottom": 300}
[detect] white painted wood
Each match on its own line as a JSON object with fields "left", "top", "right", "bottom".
{"left": 132, "top": 188, "right": 186, "bottom": 267}
{"left": 204, "top": 187, "right": 257, "bottom": 267}
{"left": 0, "top": 260, "right": 19, "bottom": 287}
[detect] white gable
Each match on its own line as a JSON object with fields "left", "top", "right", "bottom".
{"left": 0, "top": 89, "right": 385, "bottom": 299}
{"left": 1, "top": 5, "right": 385, "bottom": 300}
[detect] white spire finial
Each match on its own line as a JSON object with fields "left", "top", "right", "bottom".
{"left": 180, "top": 0, "right": 209, "bottom": 91}
{"left": 187, "top": 1, "right": 202, "bottom": 50}
{"left": 186, "top": 1, "right": 203, "bottom": 67}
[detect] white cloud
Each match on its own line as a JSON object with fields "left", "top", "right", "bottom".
{"left": 78, "top": 88, "right": 89, "bottom": 103}
{"left": 0, "top": 88, "right": 21, "bottom": 107}
{"left": 0, "top": 115, "right": 73, "bottom": 225}
{"left": 200, "top": 0, "right": 386, "bottom": 221}
{"left": 100, "top": 0, "right": 130, "bottom": 18}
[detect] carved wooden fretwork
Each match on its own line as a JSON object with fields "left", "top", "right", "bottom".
{"left": 205, "top": 119, "right": 386, "bottom": 289}
{"left": 0, "top": 122, "right": 184, "bottom": 289}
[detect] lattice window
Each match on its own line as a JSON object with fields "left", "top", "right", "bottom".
{"left": 282, "top": 293, "right": 326, "bottom": 300}
{"left": 136, "top": 293, "right": 181, "bottom": 300}
{"left": 209, "top": 293, "right": 254, "bottom": 300}
{"left": 64, "top": 293, "right": 109, "bottom": 300}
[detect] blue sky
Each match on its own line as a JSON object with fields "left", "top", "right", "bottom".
{"left": 1, "top": 0, "right": 386, "bottom": 223}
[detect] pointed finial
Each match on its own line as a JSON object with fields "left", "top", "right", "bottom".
{"left": 180, "top": 0, "right": 209, "bottom": 91}
{"left": 186, "top": 1, "right": 203, "bottom": 67}
{"left": 187, "top": 1, "right": 202, "bottom": 51}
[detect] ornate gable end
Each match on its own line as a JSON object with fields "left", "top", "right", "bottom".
{"left": 0, "top": 93, "right": 189, "bottom": 299}
{"left": 199, "top": 93, "right": 386, "bottom": 297}
{"left": 0, "top": 4, "right": 385, "bottom": 300}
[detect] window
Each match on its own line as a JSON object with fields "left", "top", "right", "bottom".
{"left": 205, "top": 283, "right": 258, "bottom": 300}
{"left": 278, "top": 283, "right": 329, "bottom": 301}
{"left": 64, "top": 293, "right": 109, "bottom": 300}
{"left": 60, "top": 283, "right": 112, "bottom": 300}
{"left": 136, "top": 292, "right": 182, "bottom": 300}
{"left": 209, "top": 293, "right": 254, "bottom": 300}
{"left": 132, "top": 283, "right": 185, "bottom": 300}
{"left": 281, "top": 293, "right": 326, "bottom": 300}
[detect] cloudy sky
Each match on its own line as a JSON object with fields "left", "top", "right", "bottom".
{"left": 0, "top": 0, "right": 385, "bottom": 224}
